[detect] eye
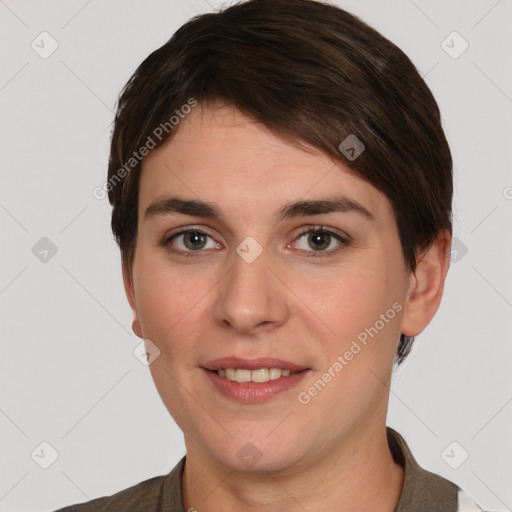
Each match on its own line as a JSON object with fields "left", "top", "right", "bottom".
{"left": 291, "top": 226, "right": 348, "bottom": 258}
{"left": 160, "top": 225, "right": 349, "bottom": 259}
{"left": 162, "top": 229, "right": 221, "bottom": 256}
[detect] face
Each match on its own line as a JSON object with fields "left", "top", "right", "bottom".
{"left": 124, "top": 103, "right": 421, "bottom": 473}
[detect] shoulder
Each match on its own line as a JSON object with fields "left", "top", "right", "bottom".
{"left": 386, "top": 427, "right": 486, "bottom": 512}
{"left": 53, "top": 473, "right": 166, "bottom": 512}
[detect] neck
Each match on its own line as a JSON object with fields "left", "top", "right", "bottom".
{"left": 182, "top": 422, "right": 404, "bottom": 512}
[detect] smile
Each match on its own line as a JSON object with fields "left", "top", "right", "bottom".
{"left": 216, "top": 368, "right": 293, "bottom": 382}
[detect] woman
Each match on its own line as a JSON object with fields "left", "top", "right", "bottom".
{"left": 56, "top": 0, "right": 483, "bottom": 510}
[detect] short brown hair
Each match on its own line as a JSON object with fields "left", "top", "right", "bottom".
{"left": 107, "top": 0, "right": 453, "bottom": 364}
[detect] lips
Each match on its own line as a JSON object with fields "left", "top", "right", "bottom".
{"left": 203, "top": 366, "right": 310, "bottom": 402}
{"left": 202, "top": 356, "right": 309, "bottom": 372}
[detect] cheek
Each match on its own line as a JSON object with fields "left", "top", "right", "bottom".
{"left": 296, "top": 256, "right": 406, "bottom": 389}
{"left": 134, "top": 261, "right": 210, "bottom": 429}
{"left": 301, "top": 262, "right": 399, "bottom": 339}
{"left": 134, "top": 256, "right": 206, "bottom": 355}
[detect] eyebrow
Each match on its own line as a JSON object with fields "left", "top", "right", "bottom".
{"left": 144, "top": 195, "right": 374, "bottom": 222}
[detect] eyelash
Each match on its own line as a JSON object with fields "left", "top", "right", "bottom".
{"left": 160, "top": 225, "right": 349, "bottom": 259}
{"left": 293, "top": 226, "right": 348, "bottom": 258}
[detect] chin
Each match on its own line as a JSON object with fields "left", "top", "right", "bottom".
{"left": 202, "top": 431, "right": 309, "bottom": 475}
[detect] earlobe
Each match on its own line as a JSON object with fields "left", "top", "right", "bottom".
{"left": 400, "top": 229, "right": 452, "bottom": 337}
{"left": 122, "top": 259, "right": 143, "bottom": 339}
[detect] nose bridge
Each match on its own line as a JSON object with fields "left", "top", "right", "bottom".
{"left": 215, "top": 240, "right": 286, "bottom": 333}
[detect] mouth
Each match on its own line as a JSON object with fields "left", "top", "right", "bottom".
{"left": 201, "top": 357, "right": 310, "bottom": 402}
{"left": 207, "top": 367, "right": 299, "bottom": 383}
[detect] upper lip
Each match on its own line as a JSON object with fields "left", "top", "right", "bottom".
{"left": 202, "top": 357, "right": 309, "bottom": 372}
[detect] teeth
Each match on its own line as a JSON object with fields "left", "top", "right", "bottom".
{"left": 252, "top": 368, "right": 269, "bottom": 382}
{"left": 218, "top": 367, "right": 292, "bottom": 382}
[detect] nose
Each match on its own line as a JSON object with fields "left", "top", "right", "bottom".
{"left": 213, "top": 244, "right": 289, "bottom": 335}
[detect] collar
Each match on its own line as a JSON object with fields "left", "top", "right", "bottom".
{"left": 388, "top": 427, "right": 458, "bottom": 512}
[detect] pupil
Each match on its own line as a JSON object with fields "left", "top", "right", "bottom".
{"left": 309, "top": 231, "right": 329, "bottom": 251}
{"left": 186, "top": 232, "right": 206, "bottom": 250}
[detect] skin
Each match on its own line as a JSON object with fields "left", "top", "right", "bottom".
{"left": 123, "top": 102, "right": 451, "bottom": 512}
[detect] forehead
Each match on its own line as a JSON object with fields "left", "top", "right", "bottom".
{"left": 138, "top": 103, "right": 393, "bottom": 225}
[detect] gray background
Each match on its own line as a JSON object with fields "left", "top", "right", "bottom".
{"left": 0, "top": 0, "right": 511, "bottom": 511}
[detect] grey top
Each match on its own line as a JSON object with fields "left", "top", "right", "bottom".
{"left": 54, "top": 427, "right": 459, "bottom": 511}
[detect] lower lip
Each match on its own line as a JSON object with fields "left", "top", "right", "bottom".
{"left": 202, "top": 368, "right": 309, "bottom": 403}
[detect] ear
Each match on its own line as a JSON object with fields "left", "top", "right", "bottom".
{"left": 401, "top": 229, "right": 452, "bottom": 337}
{"left": 122, "top": 258, "right": 143, "bottom": 339}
